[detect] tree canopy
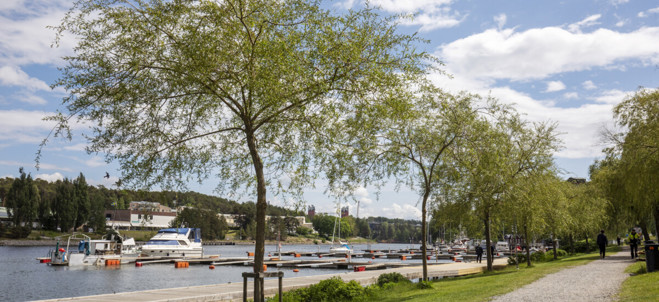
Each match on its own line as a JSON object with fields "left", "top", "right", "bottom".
{"left": 49, "top": 2, "right": 432, "bottom": 298}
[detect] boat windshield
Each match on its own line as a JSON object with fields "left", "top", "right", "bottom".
{"left": 145, "top": 240, "right": 180, "bottom": 245}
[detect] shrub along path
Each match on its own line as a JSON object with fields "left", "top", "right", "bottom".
{"left": 490, "top": 247, "right": 633, "bottom": 301}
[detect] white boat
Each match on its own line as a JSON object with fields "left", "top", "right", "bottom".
{"left": 329, "top": 242, "right": 351, "bottom": 254}
{"left": 140, "top": 228, "right": 203, "bottom": 258}
{"left": 329, "top": 210, "right": 351, "bottom": 254}
{"left": 47, "top": 232, "right": 139, "bottom": 266}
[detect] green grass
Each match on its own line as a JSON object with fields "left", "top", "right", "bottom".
{"left": 366, "top": 247, "right": 621, "bottom": 302}
{"left": 618, "top": 262, "right": 659, "bottom": 301}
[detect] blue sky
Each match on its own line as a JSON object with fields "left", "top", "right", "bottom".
{"left": 1, "top": 0, "right": 658, "bottom": 220}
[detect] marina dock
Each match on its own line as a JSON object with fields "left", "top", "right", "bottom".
{"left": 37, "top": 258, "right": 508, "bottom": 301}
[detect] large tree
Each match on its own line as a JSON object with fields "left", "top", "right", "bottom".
{"left": 348, "top": 85, "right": 482, "bottom": 281}
{"left": 6, "top": 168, "right": 40, "bottom": 231}
{"left": 455, "top": 107, "right": 560, "bottom": 271}
{"left": 47, "top": 1, "right": 430, "bottom": 299}
{"left": 611, "top": 87, "right": 659, "bottom": 237}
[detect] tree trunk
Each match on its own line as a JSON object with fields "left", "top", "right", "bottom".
{"left": 639, "top": 220, "right": 651, "bottom": 243}
{"left": 585, "top": 235, "right": 589, "bottom": 253}
{"left": 484, "top": 208, "right": 493, "bottom": 271}
{"left": 421, "top": 190, "right": 429, "bottom": 281}
{"left": 524, "top": 224, "right": 531, "bottom": 267}
{"left": 246, "top": 129, "right": 266, "bottom": 302}
{"left": 552, "top": 232, "right": 557, "bottom": 260}
{"left": 568, "top": 234, "right": 574, "bottom": 255}
{"left": 653, "top": 203, "right": 659, "bottom": 242}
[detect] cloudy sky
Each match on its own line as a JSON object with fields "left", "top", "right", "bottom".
{"left": 1, "top": 0, "right": 658, "bottom": 220}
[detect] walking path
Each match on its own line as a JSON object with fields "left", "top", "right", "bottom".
{"left": 38, "top": 258, "right": 508, "bottom": 301}
{"left": 491, "top": 247, "right": 634, "bottom": 302}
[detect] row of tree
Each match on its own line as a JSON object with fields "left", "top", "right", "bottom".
{"left": 45, "top": 0, "right": 654, "bottom": 295}
{"left": 0, "top": 171, "right": 300, "bottom": 238}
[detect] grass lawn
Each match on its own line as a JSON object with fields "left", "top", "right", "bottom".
{"left": 367, "top": 246, "right": 621, "bottom": 302}
{"left": 617, "top": 261, "right": 659, "bottom": 301}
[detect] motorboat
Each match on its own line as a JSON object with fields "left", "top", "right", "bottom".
{"left": 140, "top": 228, "right": 203, "bottom": 258}
{"left": 329, "top": 242, "right": 351, "bottom": 254}
{"left": 46, "top": 232, "right": 139, "bottom": 266}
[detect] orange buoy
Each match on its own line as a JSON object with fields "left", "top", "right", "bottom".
{"left": 135, "top": 262, "right": 143, "bottom": 267}
{"left": 427, "top": 256, "right": 431, "bottom": 260}
{"left": 318, "top": 255, "right": 323, "bottom": 258}
{"left": 345, "top": 254, "right": 349, "bottom": 258}
{"left": 295, "top": 253, "right": 301, "bottom": 258}
{"left": 410, "top": 251, "right": 414, "bottom": 254}
{"left": 371, "top": 256, "right": 375, "bottom": 260}
{"left": 263, "top": 264, "right": 267, "bottom": 272}
{"left": 209, "top": 265, "right": 215, "bottom": 269}
{"left": 293, "top": 269, "right": 299, "bottom": 272}
{"left": 247, "top": 252, "right": 255, "bottom": 257}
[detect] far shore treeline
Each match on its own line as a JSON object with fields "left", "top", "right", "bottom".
{"left": 0, "top": 172, "right": 427, "bottom": 243}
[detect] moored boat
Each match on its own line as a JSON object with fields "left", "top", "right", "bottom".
{"left": 140, "top": 228, "right": 203, "bottom": 258}
{"left": 46, "top": 231, "right": 139, "bottom": 266}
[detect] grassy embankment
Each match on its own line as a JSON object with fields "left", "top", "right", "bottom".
{"left": 365, "top": 246, "right": 623, "bottom": 302}
{"left": 618, "top": 261, "right": 659, "bottom": 301}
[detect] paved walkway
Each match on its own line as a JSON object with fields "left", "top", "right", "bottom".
{"left": 491, "top": 247, "right": 634, "bottom": 302}
{"left": 38, "top": 258, "right": 508, "bottom": 301}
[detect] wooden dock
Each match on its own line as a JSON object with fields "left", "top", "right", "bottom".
{"left": 37, "top": 258, "right": 509, "bottom": 302}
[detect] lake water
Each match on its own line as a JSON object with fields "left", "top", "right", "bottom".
{"left": 0, "top": 243, "right": 433, "bottom": 301}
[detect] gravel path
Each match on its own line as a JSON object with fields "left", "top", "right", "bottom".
{"left": 490, "top": 247, "right": 634, "bottom": 302}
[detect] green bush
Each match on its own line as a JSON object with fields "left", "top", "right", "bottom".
{"left": 270, "top": 277, "right": 370, "bottom": 302}
{"left": 8, "top": 226, "right": 31, "bottom": 239}
{"left": 416, "top": 281, "right": 433, "bottom": 289}
{"left": 376, "top": 272, "right": 409, "bottom": 287}
{"left": 573, "top": 240, "right": 597, "bottom": 253}
{"left": 296, "top": 226, "right": 312, "bottom": 236}
{"left": 545, "top": 248, "right": 567, "bottom": 260}
{"left": 531, "top": 250, "right": 546, "bottom": 262}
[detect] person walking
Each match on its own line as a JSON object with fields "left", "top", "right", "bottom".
{"left": 475, "top": 244, "right": 484, "bottom": 263}
{"left": 596, "top": 230, "right": 607, "bottom": 258}
{"left": 616, "top": 236, "right": 621, "bottom": 246}
{"left": 629, "top": 229, "right": 641, "bottom": 259}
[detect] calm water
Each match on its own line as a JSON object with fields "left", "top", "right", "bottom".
{"left": 0, "top": 243, "right": 430, "bottom": 301}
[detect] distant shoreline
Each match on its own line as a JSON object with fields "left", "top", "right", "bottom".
{"left": 0, "top": 239, "right": 378, "bottom": 247}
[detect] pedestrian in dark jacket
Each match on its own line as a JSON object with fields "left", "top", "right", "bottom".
{"left": 475, "top": 245, "right": 483, "bottom": 263}
{"left": 596, "top": 230, "right": 607, "bottom": 258}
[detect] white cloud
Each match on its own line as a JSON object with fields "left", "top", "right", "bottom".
{"left": 0, "top": 1, "right": 75, "bottom": 67}
{"left": 381, "top": 203, "right": 422, "bottom": 219}
{"left": 610, "top": 0, "right": 629, "bottom": 4}
{"left": 591, "top": 89, "right": 628, "bottom": 104}
{"left": 582, "top": 80, "right": 597, "bottom": 90}
{"left": 494, "top": 13, "right": 506, "bottom": 30}
{"left": 615, "top": 20, "right": 626, "bottom": 27}
{"left": 545, "top": 81, "right": 566, "bottom": 92}
{"left": 563, "top": 92, "right": 579, "bottom": 99}
{"left": 438, "top": 26, "right": 659, "bottom": 81}
{"left": 0, "top": 65, "right": 51, "bottom": 91}
{"left": 0, "top": 110, "right": 55, "bottom": 144}
{"left": 85, "top": 156, "right": 107, "bottom": 168}
{"left": 567, "top": 14, "right": 601, "bottom": 33}
{"left": 638, "top": 7, "right": 659, "bottom": 18}
{"left": 352, "top": 186, "right": 373, "bottom": 205}
{"left": 35, "top": 172, "right": 64, "bottom": 182}
{"left": 364, "top": 0, "right": 464, "bottom": 31}
{"left": 15, "top": 92, "right": 48, "bottom": 105}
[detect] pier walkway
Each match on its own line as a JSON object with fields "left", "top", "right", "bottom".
{"left": 39, "top": 258, "right": 508, "bottom": 302}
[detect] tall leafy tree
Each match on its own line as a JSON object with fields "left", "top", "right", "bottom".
{"left": 455, "top": 107, "right": 560, "bottom": 270}
{"left": 340, "top": 85, "right": 481, "bottom": 280}
{"left": 47, "top": 2, "right": 430, "bottom": 298}
{"left": 611, "top": 87, "right": 659, "bottom": 237}
{"left": 6, "top": 168, "right": 40, "bottom": 231}
{"left": 54, "top": 179, "right": 76, "bottom": 232}
{"left": 73, "top": 173, "right": 90, "bottom": 230}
